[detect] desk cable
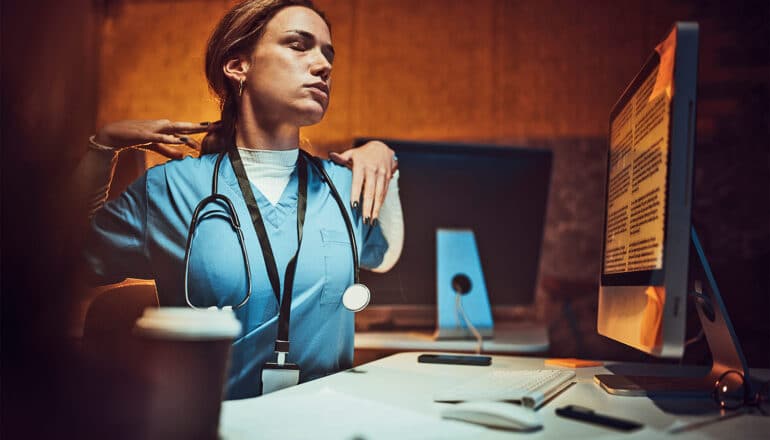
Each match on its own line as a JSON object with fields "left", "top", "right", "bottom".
{"left": 455, "top": 292, "right": 483, "bottom": 354}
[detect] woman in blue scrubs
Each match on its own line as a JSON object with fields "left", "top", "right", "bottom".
{"left": 78, "top": 0, "right": 403, "bottom": 399}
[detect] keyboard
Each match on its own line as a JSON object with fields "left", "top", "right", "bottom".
{"left": 433, "top": 369, "right": 576, "bottom": 409}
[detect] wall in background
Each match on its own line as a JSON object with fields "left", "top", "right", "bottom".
{"left": 95, "top": 0, "right": 765, "bottom": 147}
{"left": 96, "top": 0, "right": 683, "bottom": 146}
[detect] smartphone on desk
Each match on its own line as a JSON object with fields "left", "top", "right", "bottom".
{"left": 417, "top": 354, "right": 491, "bottom": 366}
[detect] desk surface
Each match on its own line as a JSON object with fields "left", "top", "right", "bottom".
{"left": 220, "top": 352, "right": 769, "bottom": 439}
{"left": 355, "top": 321, "right": 549, "bottom": 354}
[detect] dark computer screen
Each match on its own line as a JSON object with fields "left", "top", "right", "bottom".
{"left": 355, "top": 139, "right": 552, "bottom": 308}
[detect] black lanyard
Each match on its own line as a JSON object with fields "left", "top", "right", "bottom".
{"left": 228, "top": 148, "right": 308, "bottom": 355}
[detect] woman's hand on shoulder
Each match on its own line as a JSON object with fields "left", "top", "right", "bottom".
{"left": 94, "top": 119, "right": 213, "bottom": 159}
{"left": 330, "top": 140, "right": 398, "bottom": 224}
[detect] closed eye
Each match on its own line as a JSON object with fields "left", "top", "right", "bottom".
{"left": 284, "top": 30, "right": 334, "bottom": 64}
{"left": 288, "top": 39, "right": 309, "bottom": 51}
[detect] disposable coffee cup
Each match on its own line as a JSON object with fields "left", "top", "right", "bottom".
{"left": 134, "top": 307, "right": 241, "bottom": 440}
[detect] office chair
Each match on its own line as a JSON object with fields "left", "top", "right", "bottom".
{"left": 82, "top": 279, "right": 159, "bottom": 362}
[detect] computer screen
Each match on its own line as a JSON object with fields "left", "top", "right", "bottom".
{"left": 595, "top": 23, "right": 752, "bottom": 398}
{"left": 355, "top": 139, "right": 552, "bottom": 328}
{"left": 597, "top": 22, "right": 698, "bottom": 358}
{"left": 602, "top": 61, "right": 670, "bottom": 281}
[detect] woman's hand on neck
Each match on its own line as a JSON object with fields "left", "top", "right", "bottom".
{"left": 235, "top": 106, "right": 300, "bottom": 151}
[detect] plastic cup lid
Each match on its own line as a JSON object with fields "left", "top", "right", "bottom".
{"left": 134, "top": 307, "right": 242, "bottom": 340}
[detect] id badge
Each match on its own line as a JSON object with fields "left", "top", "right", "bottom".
{"left": 261, "top": 362, "right": 300, "bottom": 395}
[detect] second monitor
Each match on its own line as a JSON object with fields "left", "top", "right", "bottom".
{"left": 355, "top": 139, "right": 552, "bottom": 329}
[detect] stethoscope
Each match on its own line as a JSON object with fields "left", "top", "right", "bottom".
{"left": 182, "top": 148, "right": 370, "bottom": 389}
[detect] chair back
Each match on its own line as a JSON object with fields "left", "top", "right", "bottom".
{"left": 83, "top": 280, "right": 159, "bottom": 360}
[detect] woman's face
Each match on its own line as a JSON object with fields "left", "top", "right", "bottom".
{"left": 244, "top": 6, "right": 334, "bottom": 127}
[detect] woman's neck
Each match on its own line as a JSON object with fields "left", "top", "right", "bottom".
{"left": 235, "top": 106, "right": 299, "bottom": 151}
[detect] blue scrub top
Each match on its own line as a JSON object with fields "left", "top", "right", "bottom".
{"left": 85, "top": 153, "right": 388, "bottom": 399}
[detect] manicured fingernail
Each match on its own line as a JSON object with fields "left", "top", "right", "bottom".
{"left": 177, "top": 136, "right": 189, "bottom": 142}
{"left": 352, "top": 201, "right": 359, "bottom": 210}
{"left": 371, "top": 218, "right": 378, "bottom": 227}
{"left": 364, "top": 217, "right": 370, "bottom": 225}
{"left": 199, "top": 121, "right": 210, "bottom": 126}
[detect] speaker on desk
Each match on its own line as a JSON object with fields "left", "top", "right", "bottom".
{"left": 434, "top": 229, "right": 495, "bottom": 339}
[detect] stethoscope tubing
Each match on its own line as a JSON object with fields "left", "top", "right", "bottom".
{"left": 183, "top": 149, "right": 360, "bottom": 310}
{"left": 184, "top": 152, "right": 253, "bottom": 310}
{"left": 300, "top": 150, "right": 361, "bottom": 284}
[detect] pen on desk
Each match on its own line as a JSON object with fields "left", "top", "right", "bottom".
{"left": 555, "top": 405, "right": 643, "bottom": 431}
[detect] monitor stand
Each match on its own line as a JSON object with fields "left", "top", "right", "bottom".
{"left": 433, "top": 229, "right": 494, "bottom": 340}
{"left": 595, "top": 226, "right": 751, "bottom": 397}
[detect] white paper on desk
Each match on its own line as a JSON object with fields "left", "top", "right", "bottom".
{"left": 220, "top": 387, "right": 486, "bottom": 440}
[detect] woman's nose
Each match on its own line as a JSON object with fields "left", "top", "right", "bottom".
{"left": 310, "top": 50, "right": 332, "bottom": 81}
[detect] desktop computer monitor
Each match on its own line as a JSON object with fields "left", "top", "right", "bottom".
{"left": 596, "top": 22, "right": 750, "bottom": 397}
{"left": 354, "top": 139, "right": 552, "bottom": 329}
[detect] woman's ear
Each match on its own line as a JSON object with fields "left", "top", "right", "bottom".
{"left": 223, "top": 56, "right": 250, "bottom": 84}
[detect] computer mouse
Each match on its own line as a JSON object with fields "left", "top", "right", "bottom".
{"left": 441, "top": 400, "right": 543, "bottom": 431}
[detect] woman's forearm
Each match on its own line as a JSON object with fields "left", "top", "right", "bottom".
{"left": 73, "top": 147, "right": 120, "bottom": 218}
{"left": 74, "top": 119, "right": 202, "bottom": 219}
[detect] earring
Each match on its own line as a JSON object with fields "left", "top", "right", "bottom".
{"left": 238, "top": 78, "right": 245, "bottom": 97}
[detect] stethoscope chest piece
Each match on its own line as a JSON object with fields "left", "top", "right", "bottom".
{"left": 342, "top": 283, "right": 370, "bottom": 312}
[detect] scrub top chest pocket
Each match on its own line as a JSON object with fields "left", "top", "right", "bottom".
{"left": 320, "top": 229, "right": 354, "bottom": 306}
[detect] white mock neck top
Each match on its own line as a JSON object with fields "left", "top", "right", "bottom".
{"left": 237, "top": 148, "right": 299, "bottom": 205}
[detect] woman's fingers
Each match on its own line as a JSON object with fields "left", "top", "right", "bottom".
{"left": 161, "top": 121, "right": 214, "bottom": 135}
{"left": 96, "top": 119, "right": 214, "bottom": 151}
{"left": 180, "top": 136, "right": 202, "bottom": 150}
{"left": 155, "top": 122, "right": 205, "bottom": 151}
{"left": 147, "top": 133, "right": 185, "bottom": 145}
{"left": 351, "top": 164, "right": 390, "bottom": 225}
{"left": 349, "top": 160, "right": 364, "bottom": 211}
{"left": 360, "top": 166, "right": 377, "bottom": 224}
{"left": 370, "top": 169, "right": 388, "bottom": 223}
{"left": 140, "top": 133, "right": 188, "bottom": 159}
{"left": 338, "top": 141, "right": 394, "bottom": 225}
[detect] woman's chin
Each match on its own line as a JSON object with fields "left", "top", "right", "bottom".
{"left": 295, "top": 105, "right": 327, "bottom": 126}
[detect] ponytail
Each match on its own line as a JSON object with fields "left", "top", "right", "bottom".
{"left": 201, "top": 96, "right": 238, "bottom": 154}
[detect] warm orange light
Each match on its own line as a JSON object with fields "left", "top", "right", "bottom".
{"left": 640, "top": 286, "right": 665, "bottom": 350}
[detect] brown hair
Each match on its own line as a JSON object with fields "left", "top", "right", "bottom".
{"left": 201, "top": 0, "right": 329, "bottom": 154}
